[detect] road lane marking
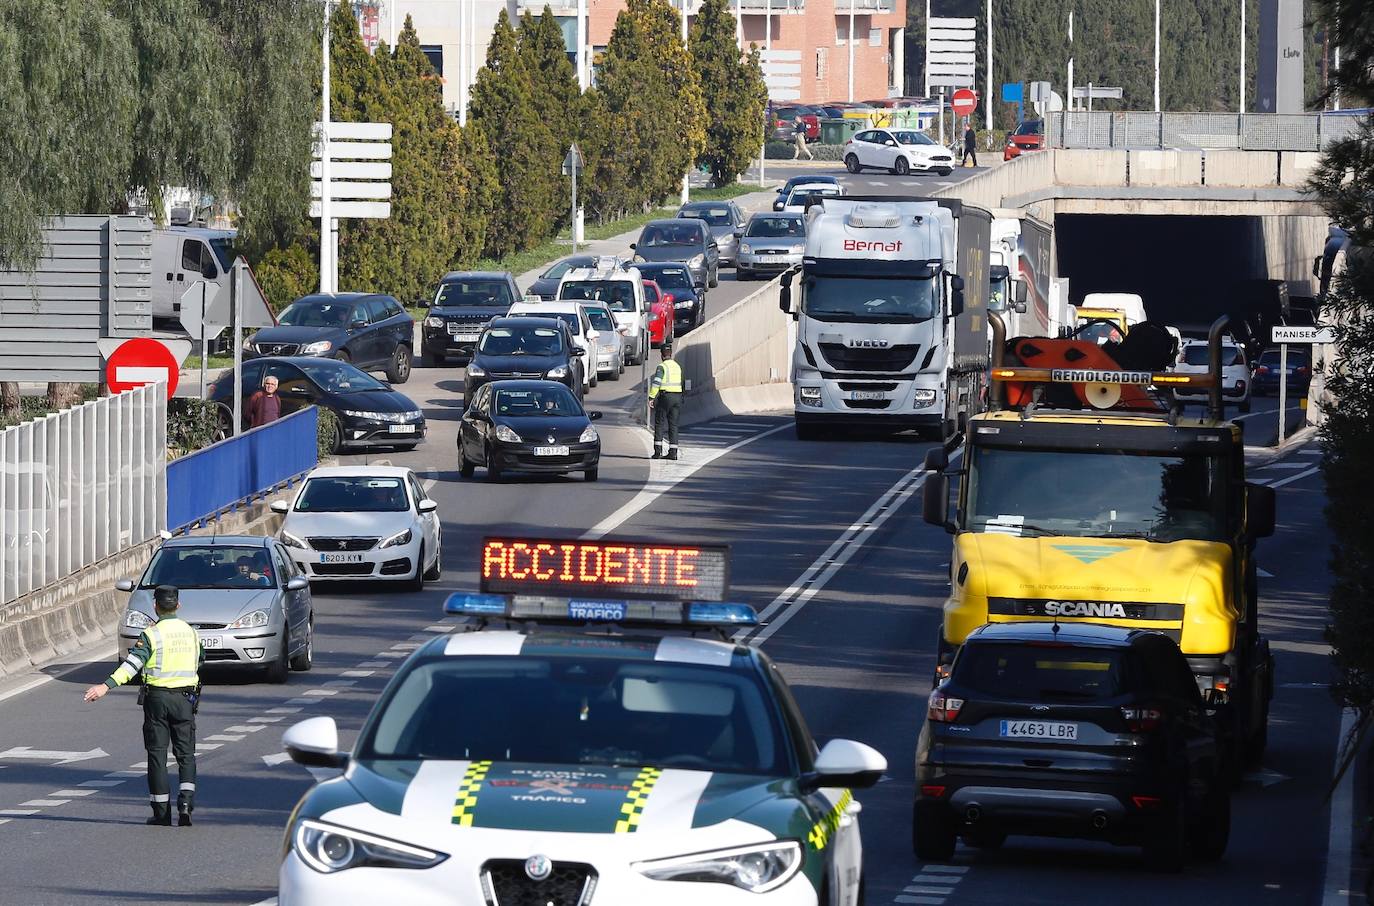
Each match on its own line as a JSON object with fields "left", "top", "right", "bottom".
{"left": 0, "top": 646, "right": 117, "bottom": 705}
{"left": 1266, "top": 465, "right": 1320, "bottom": 489}
{"left": 740, "top": 463, "right": 929, "bottom": 647}
{"left": 268, "top": 707, "right": 304, "bottom": 714}
{"left": 1258, "top": 567, "right": 1274, "bottom": 578}
{"left": 205, "top": 735, "right": 244, "bottom": 743}
{"left": 20, "top": 799, "right": 68, "bottom": 807}
{"left": 357, "top": 661, "right": 388, "bottom": 669}
{"left": 1260, "top": 462, "right": 1311, "bottom": 469}
{"left": 0, "top": 809, "right": 39, "bottom": 817}
{"left": 342, "top": 670, "right": 375, "bottom": 678}
{"left": 248, "top": 716, "right": 286, "bottom": 723}
{"left": 105, "top": 770, "right": 144, "bottom": 777}
{"left": 1322, "top": 708, "right": 1357, "bottom": 906}
{"left": 224, "top": 725, "right": 266, "bottom": 733}
{"left": 49, "top": 790, "right": 96, "bottom": 797}
{"left": 79, "top": 780, "right": 125, "bottom": 787}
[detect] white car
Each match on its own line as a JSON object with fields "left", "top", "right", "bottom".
{"left": 278, "top": 597, "right": 886, "bottom": 905}
{"left": 1171, "top": 339, "right": 1251, "bottom": 412}
{"left": 782, "top": 183, "right": 843, "bottom": 214}
{"left": 556, "top": 256, "right": 650, "bottom": 366}
{"left": 843, "top": 128, "right": 955, "bottom": 176}
{"left": 273, "top": 465, "right": 441, "bottom": 589}
{"left": 579, "top": 300, "right": 625, "bottom": 381}
{"left": 507, "top": 298, "right": 601, "bottom": 391}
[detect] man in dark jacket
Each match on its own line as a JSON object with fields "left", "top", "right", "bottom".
{"left": 246, "top": 374, "right": 280, "bottom": 428}
{"left": 962, "top": 125, "right": 978, "bottom": 167}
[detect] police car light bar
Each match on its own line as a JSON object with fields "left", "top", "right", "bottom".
{"left": 989, "top": 367, "right": 1215, "bottom": 388}
{"left": 444, "top": 593, "right": 759, "bottom": 628}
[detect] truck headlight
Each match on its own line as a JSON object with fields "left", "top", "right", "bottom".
{"left": 913, "top": 389, "right": 937, "bottom": 404}
{"left": 124, "top": 610, "right": 152, "bottom": 629}
{"left": 379, "top": 529, "right": 413, "bottom": 549}
{"left": 301, "top": 340, "right": 333, "bottom": 356}
{"left": 294, "top": 819, "right": 447, "bottom": 874}
{"left": 635, "top": 841, "right": 802, "bottom": 893}
{"left": 799, "top": 386, "right": 823, "bottom": 407}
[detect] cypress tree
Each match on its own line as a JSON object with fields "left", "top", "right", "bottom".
{"left": 690, "top": 0, "right": 766, "bottom": 187}
{"left": 469, "top": 9, "right": 560, "bottom": 258}
{"left": 450, "top": 121, "right": 499, "bottom": 269}
{"left": 519, "top": 8, "right": 583, "bottom": 155}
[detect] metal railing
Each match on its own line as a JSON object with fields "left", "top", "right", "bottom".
{"left": 1, "top": 384, "right": 166, "bottom": 605}
{"left": 737, "top": 0, "right": 807, "bottom": 11}
{"left": 166, "top": 406, "right": 319, "bottom": 532}
{"left": 1046, "top": 111, "right": 1364, "bottom": 151}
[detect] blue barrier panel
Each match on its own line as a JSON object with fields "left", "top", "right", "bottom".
{"left": 166, "top": 406, "right": 319, "bottom": 532}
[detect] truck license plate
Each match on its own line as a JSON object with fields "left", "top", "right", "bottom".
{"left": 320, "top": 552, "right": 364, "bottom": 564}
{"left": 849, "top": 391, "right": 885, "bottom": 401}
{"left": 999, "top": 720, "right": 1078, "bottom": 740}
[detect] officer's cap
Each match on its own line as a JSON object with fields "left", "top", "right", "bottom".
{"left": 154, "top": 585, "right": 180, "bottom": 609}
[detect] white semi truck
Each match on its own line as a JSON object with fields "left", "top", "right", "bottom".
{"left": 989, "top": 210, "right": 1073, "bottom": 338}
{"left": 781, "top": 196, "right": 991, "bottom": 440}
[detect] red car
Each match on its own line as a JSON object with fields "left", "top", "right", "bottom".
{"left": 771, "top": 106, "right": 820, "bottom": 142}
{"left": 1003, "top": 119, "right": 1045, "bottom": 160}
{"left": 643, "top": 280, "right": 674, "bottom": 348}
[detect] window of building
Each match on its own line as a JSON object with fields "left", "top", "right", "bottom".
{"left": 420, "top": 45, "right": 443, "bottom": 78}
{"left": 816, "top": 47, "right": 828, "bottom": 79}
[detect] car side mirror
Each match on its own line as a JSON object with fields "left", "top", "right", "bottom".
{"left": 270, "top": 500, "right": 290, "bottom": 514}
{"left": 733, "top": 230, "right": 743, "bottom": 239}
{"left": 773, "top": 200, "right": 785, "bottom": 212}
{"left": 588, "top": 411, "right": 603, "bottom": 421}
{"left": 949, "top": 275, "right": 966, "bottom": 318}
{"left": 923, "top": 473, "right": 954, "bottom": 532}
{"left": 1014, "top": 279, "right": 1028, "bottom": 305}
{"left": 802, "top": 738, "right": 887, "bottom": 792}
{"left": 417, "top": 499, "right": 438, "bottom": 514}
{"left": 629, "top": 242, "right": 637, "bottom": 250}
{"left": 1246, "top": 482, "right": 1276, "bottom": 539}
{"left": 350, "top": 319, "right": 367, "bottom": 329}
{"left": 115, "top": 578, "right": 135, "bottom": 592}
{"left": 283, "top": 717, "right": 349, "bottom": 769}
{"left": 286, "top": 576, "right": 310, "bottom": 591}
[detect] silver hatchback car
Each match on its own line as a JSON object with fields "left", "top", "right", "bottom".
{"left": 736, "top": 212, "right": 806, "bottom": 280}
{"left": 115, "top": 535, "right": 314, "bottom": 684}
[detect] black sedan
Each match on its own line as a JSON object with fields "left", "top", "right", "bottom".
{"left": 457, "top": 381, "right": 602, "bottom": 481}
{"left": 526, "top": 254, "right": 599, "bottom": 301}
{"left": 209, "top": 356, "right": 426, "bottom": 453}
{"left": 243, "top": 293, "right": 413, "bottom": 384}
{"left": 464, "top": 317, "right": 585, "bottom": 404}
{"left": 635, "top": 262, "right": 705, "bottom": 333}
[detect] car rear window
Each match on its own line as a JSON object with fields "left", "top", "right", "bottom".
{"left": 954, "top": 644, "right": 1132, "bottom": 702}
{"left": 1260, "top": 350, "right": 1308, "bottom": 366}
{"left": 1182, "top": 345, "right": 1241, "bottom": 366}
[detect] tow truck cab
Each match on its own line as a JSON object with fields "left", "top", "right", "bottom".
{"left": 924, "top": 314, "right": 1276, "bottom": 773}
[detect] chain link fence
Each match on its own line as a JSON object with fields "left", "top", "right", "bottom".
{"left": 1046, "top": 111, "right": 1363, "bottom": 151}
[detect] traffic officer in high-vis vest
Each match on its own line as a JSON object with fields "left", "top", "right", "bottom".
{"left": 649, "top": 344, "right": 684, "bottom": 460}
{"left": 84, "top": 584, "right": 203, "bottom": 826}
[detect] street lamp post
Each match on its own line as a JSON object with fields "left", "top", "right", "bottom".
{"left": 1153, "top": 0, "right": 1161, "bottom": 112}
{"left": 320, "top": 0, "right": 333, "bottom": 294}
{"left": 681, "top": 0, "right": 691, "bottom": 204}
{"left": 577, "top": 0, "right": 588, "bottom": 91}
{"left": 759, "top": 0, "right": 770, "bottom": 188}
{"left": 847, "top": 0, "right": 856, "bottom": 102}
{"left": 1239, "top": 0, "right": 1246, "bottom": 112}
{"left": 985, "top": 0, "right": 992, "bottom": 138}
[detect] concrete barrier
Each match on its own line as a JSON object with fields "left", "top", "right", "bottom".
{"left": 1279, "top": 151, "right": 1322, "bottom": 187}
{"left": 674, "top": 278, "right": 793, "bottom": 425}
{"left": 933, "top": 151, "right": 1055, "bottom": 209}
{"left": 0, "top": 498, "right": 287, "bottom": 681}
{"left": 1205, "top": 150, "right": 1278, "bottom": 187}
{"left": 1131, "top": 150, "right": 1202, "bottom": 186}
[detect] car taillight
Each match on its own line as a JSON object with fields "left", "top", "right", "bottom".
{"left": 1296, "top": 366, "right": 1310, "bottom": 377}
{"left": 1121, "top": 707, "right": 1163, "bottom": 732}
{"left": 928, "top": 689, "right": 964, "bottom": 723}
{"left": 920, "top": 784, "right": 947, "bottom": 799}
{"left": 1255, "top": 365, "right": 1269, "bottom": 375}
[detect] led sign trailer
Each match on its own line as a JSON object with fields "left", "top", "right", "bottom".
{"left": 479, "top": 537, "right": 730, "bottom": 602}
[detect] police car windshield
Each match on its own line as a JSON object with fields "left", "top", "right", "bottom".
{"left": 140, "top": 545, "right": 277, "bottom": 589}
{"left": 803, "top": 274, "right": 937, "bottom": 323}
{"left": 965, "top": 447, "right": 1225, "bottom": 541}
{"left": 362, "top": 655, "right": 790, "bottom": 776}
{"left": 560, "top": 280, "right": 638, "bottom": 312}
{"left": 296, "top": 476, "right": 409, "bottom": 513}
{"left": 434, "top": 280, "right": 512, "bottom": 308}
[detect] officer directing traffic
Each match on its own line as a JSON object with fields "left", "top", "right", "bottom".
{"left": 84, "top": 584, "right": 203, "bottom": 826}
{"left": 649, "top": 345, "right": 683, "bottom": 460}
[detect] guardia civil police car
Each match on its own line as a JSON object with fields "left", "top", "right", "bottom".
{"left": 278, "top": 541, "right": 885, "bottom": 905}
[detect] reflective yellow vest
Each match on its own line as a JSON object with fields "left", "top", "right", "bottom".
{"left": 649, "top": 360, "right": 683, "bottom": 399}
{"left": 143, "top": 618, "right": 201, "bottom": 688}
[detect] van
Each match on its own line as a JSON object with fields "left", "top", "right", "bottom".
{"left": 149, "top": 227, "right": 238, "bottom": 321}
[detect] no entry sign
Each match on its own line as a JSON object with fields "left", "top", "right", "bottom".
{"left": 104, "top": 338, "right": 180, "bottom": 397}
{"left": 951, "top": 89, "right": 977, "bottom": 117}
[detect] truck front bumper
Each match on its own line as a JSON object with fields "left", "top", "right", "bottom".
{"left": 793, "top": 373, "right": 943, "bottom": 427}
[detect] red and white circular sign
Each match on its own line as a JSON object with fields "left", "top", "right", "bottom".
{"left": 105, "top": 337, "right": 180, "bottom": 397}
{"left": 951, "top": 89, "right": 978, "bottom": 117}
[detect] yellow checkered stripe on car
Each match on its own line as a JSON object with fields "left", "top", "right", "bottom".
{"left": 451, "top": 760, "right": 493, "bottom": 827}
{"left": 807, "top": 789, "right": 852, "bottom": 851}
{"left": 614, "top": 766, "right": 663, "bottom": 833}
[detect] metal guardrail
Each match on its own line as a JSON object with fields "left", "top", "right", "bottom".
{"left": 166, "top": 406, "right": 319, "bottom": 533}
{"left": 1046, "top": 111, "right": 1363, "bottom": 151}
{"left": 1, "top": 384, "right": 166, "bottom": 605}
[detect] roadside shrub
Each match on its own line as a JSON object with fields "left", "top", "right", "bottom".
{"left": 316, "top": 406, "right": 340, "bottom": 459}
{"left": 167, "top": 398, "right": 221, "bottom": 458}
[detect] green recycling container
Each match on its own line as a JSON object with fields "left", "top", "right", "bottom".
{"left": 820, "top": 118, "right": 863, "bottom": 145}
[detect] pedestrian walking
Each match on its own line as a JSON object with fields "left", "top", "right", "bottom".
{"left": 792, "top": 118, "right": 813, "bottom": 161}
{"left": 247, "top": 374, "right": 281, "bottom": 428}
{"left": 83, "top": 585, "right": 203, "bottom": 826}
{"left": 962, "top": 124, "right": 978, "bottom": 168}
{"left": 649, "top": 345, "right": 683, "bottom": 460}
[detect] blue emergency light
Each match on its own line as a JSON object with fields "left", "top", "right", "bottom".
{"left": 443, "top": 593, "right": 758, "bottom": 628}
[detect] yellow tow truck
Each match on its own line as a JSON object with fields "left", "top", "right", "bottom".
{"left": 922, "top": 314, "right": 1276, "bottom": 774}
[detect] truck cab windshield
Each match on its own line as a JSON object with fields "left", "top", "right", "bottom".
{"left": 964, "top": 447, "right": 1225, "bottom": 542}
{"left": 802, "top": 274, "right": 937, "bottom": 323}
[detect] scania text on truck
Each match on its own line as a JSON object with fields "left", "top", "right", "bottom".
{"left": 922, "top": 314, "right": 1275, "bottom": 776}
{"left": 781, "top": 197, "right": 991, "bottom": 440}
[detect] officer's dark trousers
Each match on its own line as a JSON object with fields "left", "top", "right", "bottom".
{"left": 654, "top": 394, "right": 682, "bottom": 453}
{"left": 144, "top": 687, "right": 197, "bottom": 813}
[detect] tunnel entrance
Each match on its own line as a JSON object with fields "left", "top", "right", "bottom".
{"left": 1055, "top": 214, "right": 1272, "bottom": 340}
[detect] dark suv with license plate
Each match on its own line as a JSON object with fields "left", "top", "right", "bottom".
{"left": 914, "top": 623, "right": 1229, "bottom": 871}
{"left": 421, "top": 271, "right": 519, "bottom": 365}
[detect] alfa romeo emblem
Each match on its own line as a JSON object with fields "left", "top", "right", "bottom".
{"left": 524, "top": 853, "right": 552, "bottom": 881}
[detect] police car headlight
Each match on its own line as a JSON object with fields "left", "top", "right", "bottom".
{"left": 124, "top": 610, "right": 153, "bottom": 629}
{"left": 229, "top": 609, "right": 270, "bottom": 629}
{"left": 281, "top": 531, "right": 307, "bottom": 549}
{"left": 495, "top": 424, "right": 523, "bottom": 444}
{"left": 294, "top": 819, "right": 447, "bottom": 874}
{"left": 579, "top": 425, "right": 599, "bottom": 443}
{"left": 635, "top": 840, "right": 802, "bottom": 893}
{"left": 379, "top": 528, "right": 413, "bottom": 549}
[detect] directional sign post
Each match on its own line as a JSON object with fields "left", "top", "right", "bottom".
{"left": 313, "top": 120, "right": 393, "bottom": 293}
{"left": 179, "top": 281, "right": 223, "bottom": 400}
{"left": 1271, "top": 325, "right": 1334, "bottom": 444}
